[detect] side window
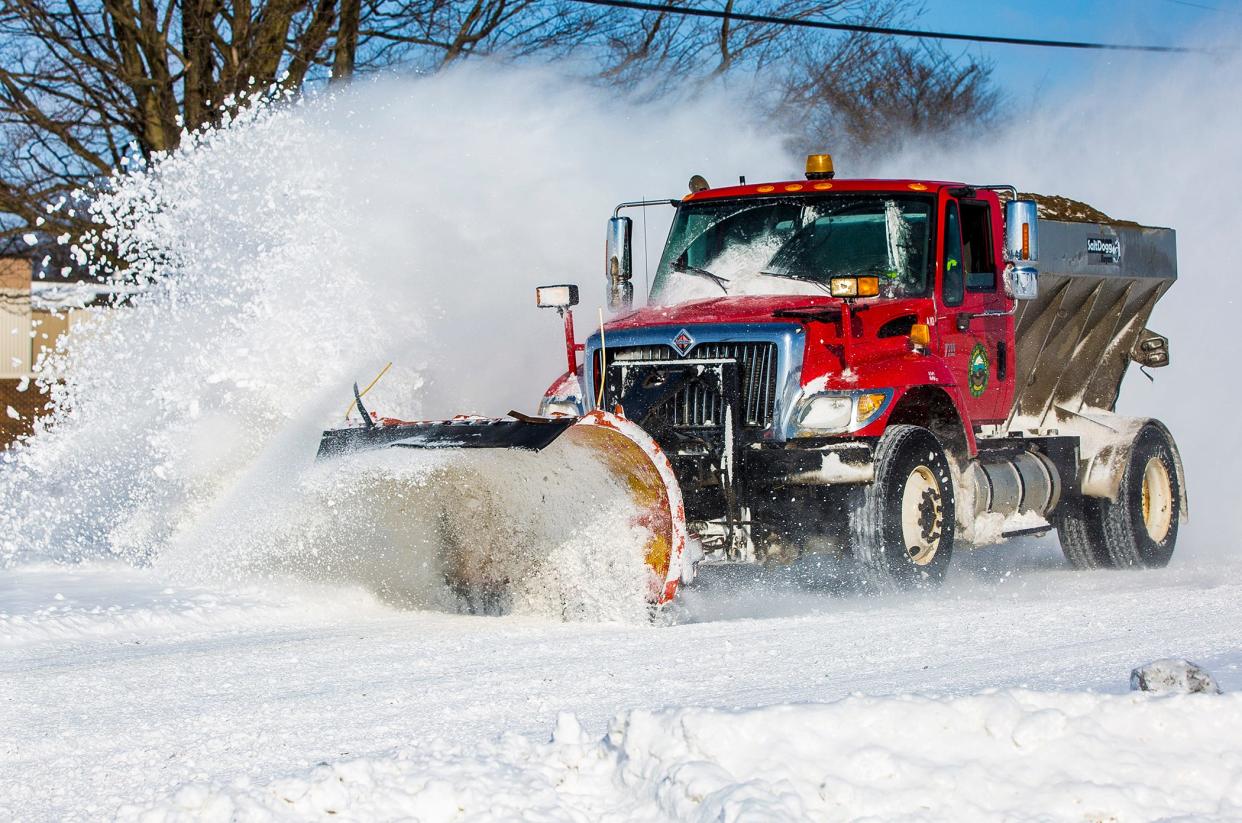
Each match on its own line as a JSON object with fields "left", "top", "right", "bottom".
{"left": 942, "top": 201, "right": 964, "bottom": 307}
{"left": 960, "top": 202, "right": 996, "bottom": 291}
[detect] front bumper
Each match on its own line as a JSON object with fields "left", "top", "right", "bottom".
{"left": 740, "top": 438, "right": 877, "bottom": 487}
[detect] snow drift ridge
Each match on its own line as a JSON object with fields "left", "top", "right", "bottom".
{"left": 124, "top": 689, "right": 1242, "bottom": 822}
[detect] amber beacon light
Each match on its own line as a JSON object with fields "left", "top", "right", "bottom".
{"left": 805, "top": 153, "right": 835, "bottom": 180}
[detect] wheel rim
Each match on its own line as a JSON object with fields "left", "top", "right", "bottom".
{"left": 1141, "top": 456, "right": 1173, "bottom": 543}
{"left": 901, "top": 465, "right": 943, "bottom": 565}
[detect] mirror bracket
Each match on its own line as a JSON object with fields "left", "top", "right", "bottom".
{"left": 604, "top": 199, "right": 680, "bottom": 312}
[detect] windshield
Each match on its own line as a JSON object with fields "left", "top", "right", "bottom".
{"left": 650, "top": 194, "right": 934, "bottom": 304}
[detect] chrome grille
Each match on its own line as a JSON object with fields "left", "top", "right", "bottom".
{"left": 600, "top": 341, "right": 778, "bottom": 428}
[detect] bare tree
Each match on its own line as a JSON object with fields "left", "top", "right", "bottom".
{"left": 0, "top": 0, "right": 622, "bottom": 246}
{"left": 783, "top": 37, "right": 1002, "bottom": 153}
{"left": 0, "top": 0, "right": 1003, "bottom": 249}
{"left": 358, "top": 0, "right": 604, "bottom": 69}
{"left": 582, "top": 1, "right": 1001, "bottom": 155}
{"left": 590, "top": 0, "right": 895, "bottom": 89}
{"left": 0, "top": 0, "right": 360, "bottom": 246}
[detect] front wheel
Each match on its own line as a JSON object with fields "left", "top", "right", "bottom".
{"left": 850, "top": 425, "right": 956, "bottom": 588}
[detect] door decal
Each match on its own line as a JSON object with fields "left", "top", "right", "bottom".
{"left": 969, "top": 343, "right": 990, "bottom": 397}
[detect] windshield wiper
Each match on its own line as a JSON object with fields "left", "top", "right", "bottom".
{"left": 673, "top": 263, "right": 730, "bottom": 293}
{"left": 772, "top": 305, "right": 842, "bottom": 322}
{"left": 759, "top": 269, "right": 832, "bottom": 295}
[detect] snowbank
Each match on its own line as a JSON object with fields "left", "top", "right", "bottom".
{"left": 124, "top": 689, "right": 1242, "bottom": 822}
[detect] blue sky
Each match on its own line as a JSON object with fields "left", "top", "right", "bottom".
{"left": 916, "top": 0, "right": 1237, "bottom": 99}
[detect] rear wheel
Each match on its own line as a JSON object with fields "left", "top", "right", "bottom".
{"left": 1055, "top": 423, "right": 1181, "bottom": 570}
{"left": 850, "top": 425, "right": 955, "bottom": 588}
{"left": 1055, "top": 496, "right": 1114, "bottom": 569}
{"left": 1100, "top": 424, "right": 1181, "bottom": 568}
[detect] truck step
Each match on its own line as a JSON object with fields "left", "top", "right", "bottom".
{"left": 1001, "top": 525, "right": 1053, "bottom": 539}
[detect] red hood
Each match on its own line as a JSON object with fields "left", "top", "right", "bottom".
{"left": 604, "top": 295, "right": 847, "bottom": 331}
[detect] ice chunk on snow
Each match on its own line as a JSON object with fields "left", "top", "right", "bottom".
{"left": 1131, "top": 658, "right": 1222, "bottom": 694}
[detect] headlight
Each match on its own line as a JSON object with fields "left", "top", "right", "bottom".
{"left": 794, "top": 389, "right": 892, "bottom": 436}
{"left": 796, "top": 395, "right": 852, "bottom": 432}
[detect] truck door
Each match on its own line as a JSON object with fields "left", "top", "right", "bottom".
{"left": 959, "top": 197, "right": 1014, "bottom": 421}
{"left": 938, "top": 198, "right": 1011, "bottom": 424}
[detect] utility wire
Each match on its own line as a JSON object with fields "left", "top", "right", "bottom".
{"left": 1163, "top": 0, "right": 1222, "bottom": 12}
{"left": 565, "top": 0, "right": 1204, "bottom": 52}
{"left": 1162, "top": 0, "right": 1240, "bottom": 15}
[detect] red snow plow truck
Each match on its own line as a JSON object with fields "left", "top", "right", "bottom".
{"left": 319, "top": 154, "right": 1185, "bottom": 603}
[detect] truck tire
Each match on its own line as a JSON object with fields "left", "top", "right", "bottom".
{"left": 1055, "top": 497, "right": 1115, "bottom": 569}
{"left": 850, "top": 425, "right": 955, "bottom": 588}
{"left": 1098, "top": 424, "right": 1182, "bottom": 568}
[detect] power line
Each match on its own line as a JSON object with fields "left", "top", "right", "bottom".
{"left": 1162, "top": 0, "right": 1241, "bottom": 16}
{"left": 565, "top": 0, "right": 1203, "bottom": 53}
{"left": 1162, "top": 0, "right": 1222, "bottom": 12}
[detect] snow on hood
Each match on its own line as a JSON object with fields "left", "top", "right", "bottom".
{"left": 605, "top": 294, "right": 846, "bottom": 332}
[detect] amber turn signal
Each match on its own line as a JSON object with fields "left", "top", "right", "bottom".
{"left": 856, "top": 392, "right": 886, "bottom": 422}
{"left": 910, "top": 323, "right": 931, "bottom": 347}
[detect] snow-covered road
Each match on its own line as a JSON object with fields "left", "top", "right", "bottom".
{"left": 5, "top": 543, "right": 1240, "bottom": 820}
{"left": 5, "top": 57, "right": 1242, "bottom": 820}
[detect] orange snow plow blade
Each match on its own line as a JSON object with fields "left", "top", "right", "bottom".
{"left": 316, "top": 410, "right": 688, "bottom": 604}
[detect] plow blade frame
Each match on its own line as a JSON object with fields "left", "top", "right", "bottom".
{"left": 317, "top": 417, "right": 576, "bottom": 459}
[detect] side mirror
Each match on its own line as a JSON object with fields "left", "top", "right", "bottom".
{"left": 536, "top": 284, "right": 579, "bottom": 309}
{"left": 1004, "top": 199, "right": 1039, "bottom": 263}
{"left": 1004, "top": 199, "right": 1039, "bottom": 301}
{"left": 605, "top": 216, "right": 633, "bottom": 311}
{"left": 1003, "top": 264, "right": 1038, "bottom": 301}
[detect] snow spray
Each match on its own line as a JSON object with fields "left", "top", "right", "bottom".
{"left": 0, "top": 65, "right": 788, "bottom": 619}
